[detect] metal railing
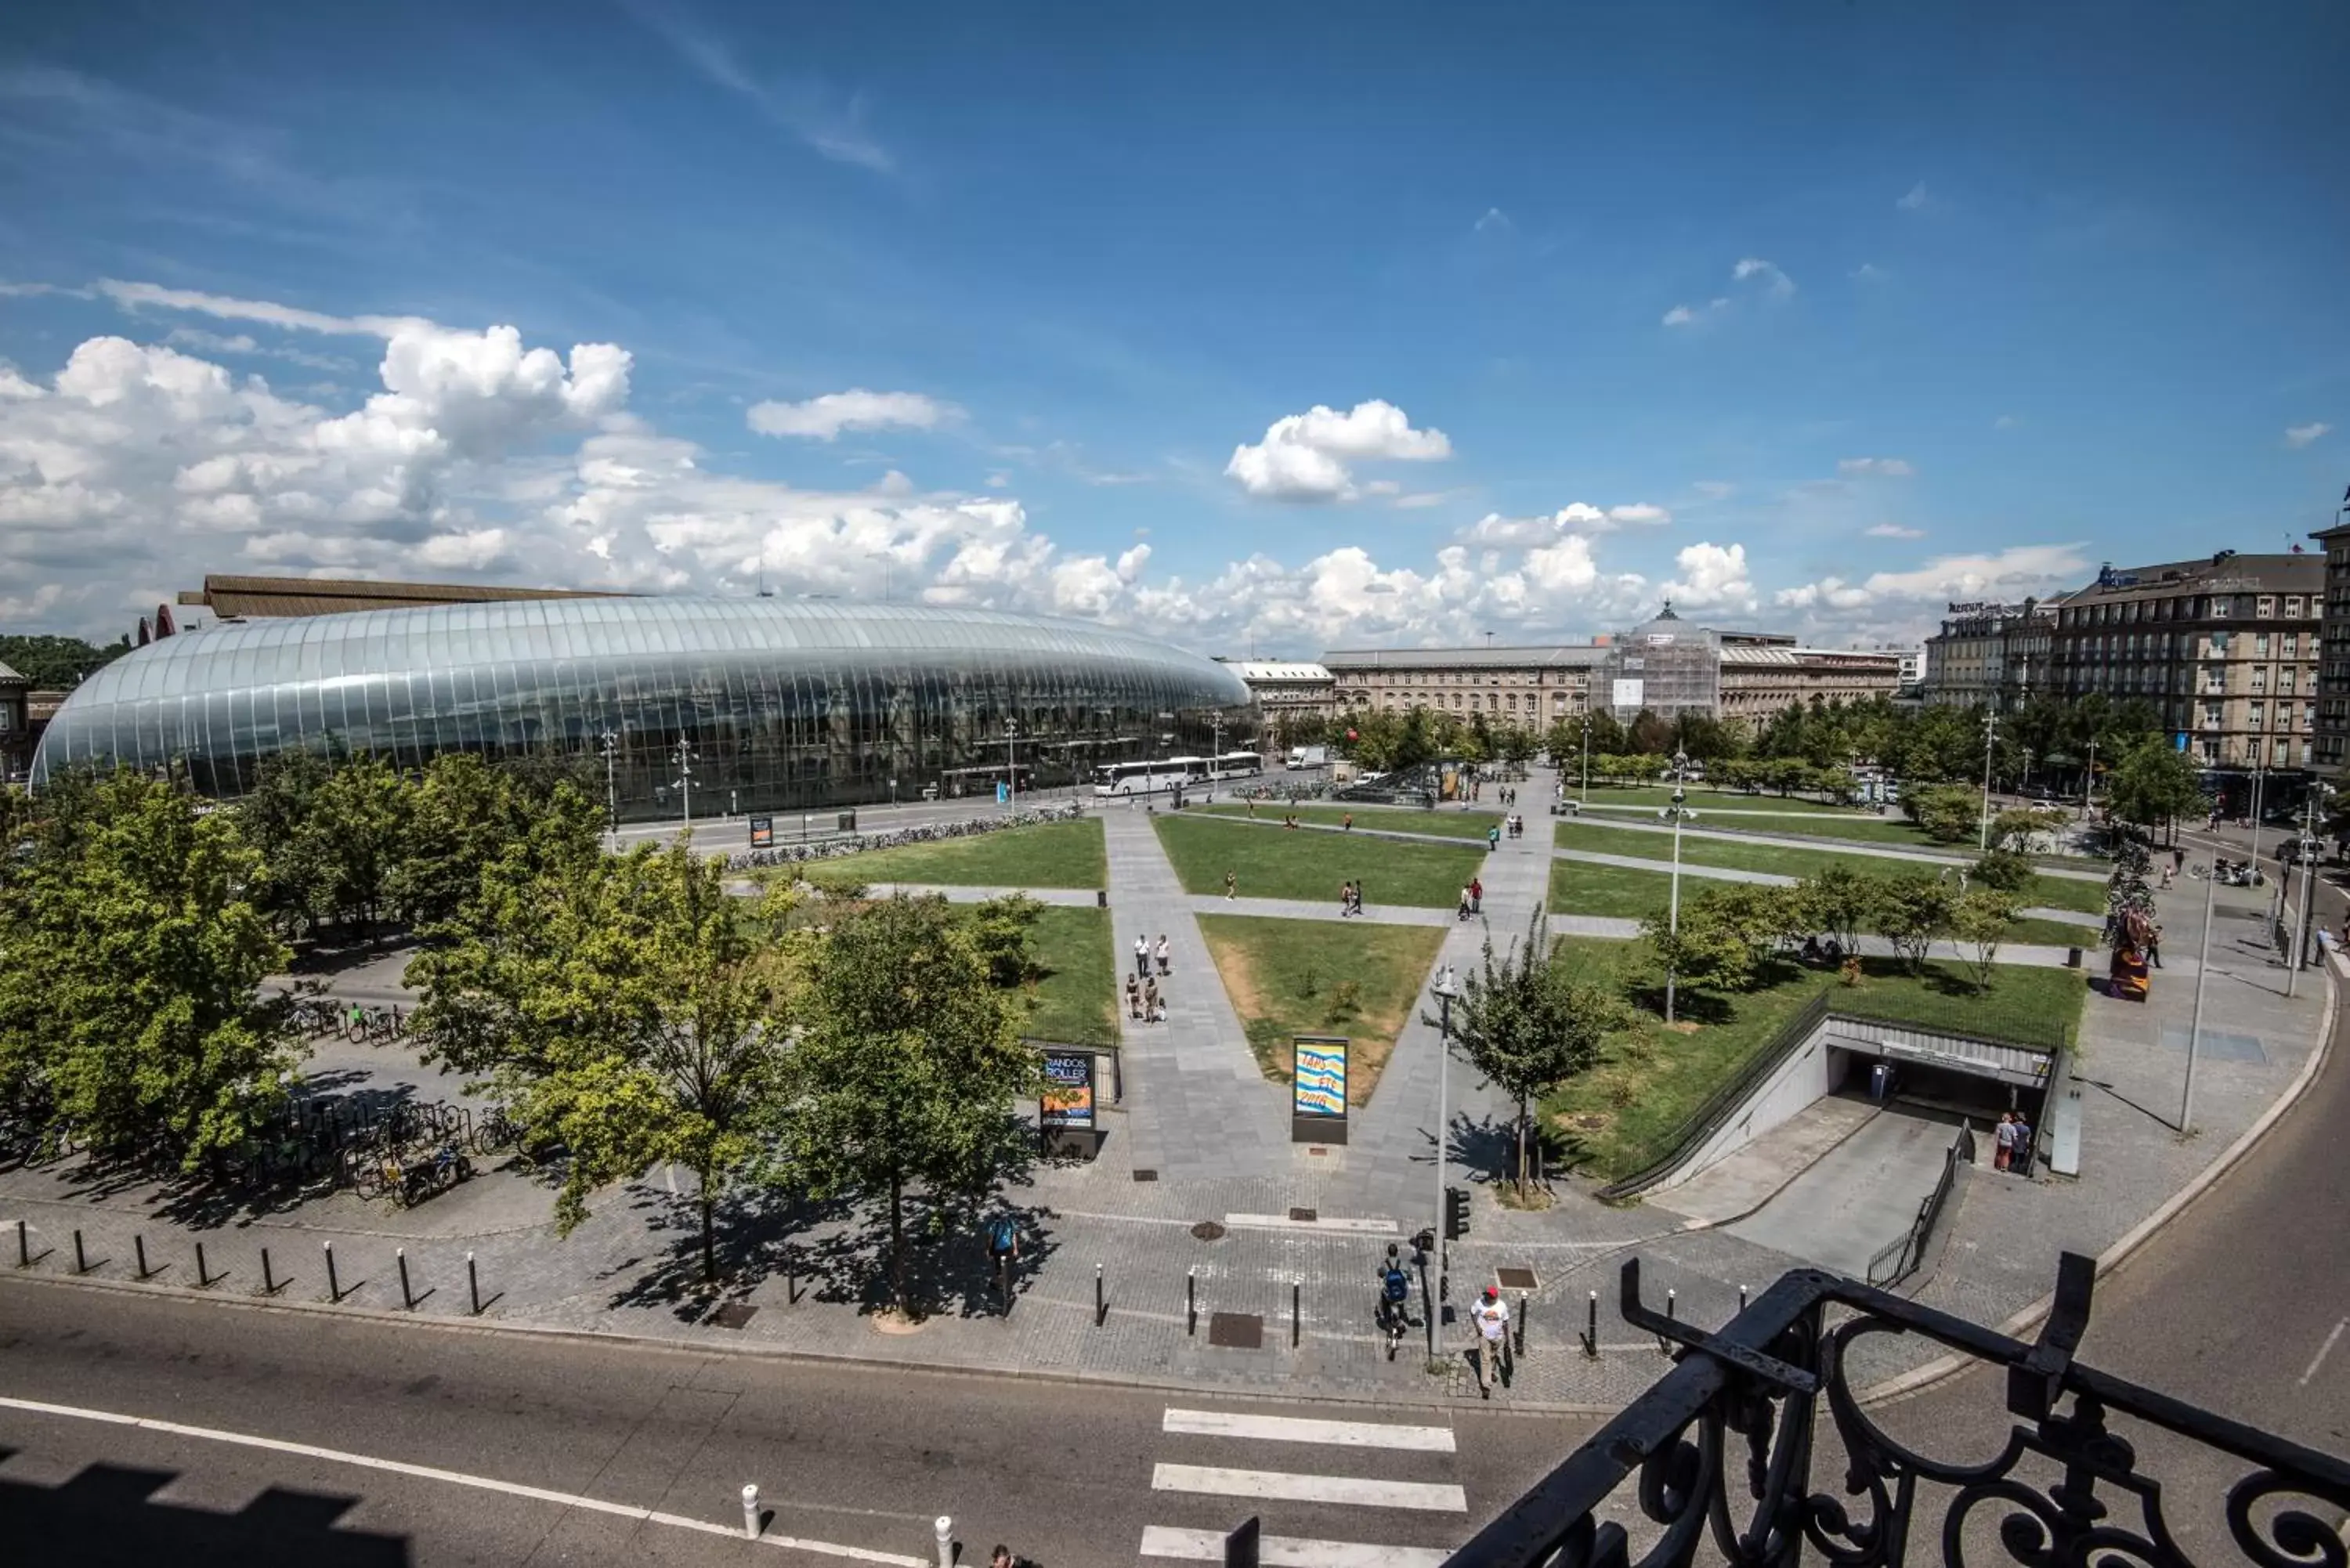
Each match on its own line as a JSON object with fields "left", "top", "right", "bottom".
{"left": 1440, "top": 1252, "right": 2350, "bottom": 1568}
{"left": 1864, "top": 1120, "right": 1973, "bottom": 1288}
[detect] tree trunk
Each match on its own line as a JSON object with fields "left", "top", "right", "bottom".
{"left": 1514, "top": 1097, "right": 1528, "bottom": 1202}
{"left": 699, "top": 1172, "right": 718, "bottom": 1284}
{"left": 888, "top": 1171, "right": 906, "bottom": 1312}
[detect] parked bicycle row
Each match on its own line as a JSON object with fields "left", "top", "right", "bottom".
{"left": 724, "top": 801, "right": 1084, "bottom": 871}
{"left": 288, "top": 996, "right": 407, "bottom": 1042}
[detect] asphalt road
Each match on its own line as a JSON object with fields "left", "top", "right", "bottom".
{"left": 0, "top": 1280, "right": 1594, "bottom": 1566}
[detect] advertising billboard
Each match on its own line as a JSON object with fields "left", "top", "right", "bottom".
{"left": 1291, "top": 1035, "right": 1349, "bottom": 1143}
{"left": 747, "top": 815, "right": 775, "bottom": 848}
{"left": 1039, "top": 1050, "right": 1096, "bottom": 1130}
{"left": 1611, "top": 677, "right": 1645, "bottom": 709}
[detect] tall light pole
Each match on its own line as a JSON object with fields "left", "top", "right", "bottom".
{"left": 2246, "top": 759, "right": 2266, "bottom": 865}
{"left": 1978, "top": 709, "right": 1998, "bottom": 852}
{"left": 599, "top": 730, "right": 619, "bottom": 845}
{"left": 1428, "top": 963, "right": 1459, "bottom": 1361}
{"left": 1661, "top": 751, "right": 1694, "bottom": 1024}
{"left": 1580, "top": 715, "right": 1592, "bottom": 807}
{"left": 2182, "top": 854, "right": 2218, "bottom": 1133}
{"left": 2084, "top": 735, "right": 2098, "bottom": 822}
{"left": 1005, "top": 718, "right": 1019, "bottom": 811}
{"left": 673, "top": 735, "right": 696, "bottom": 834}
{"left": 2287, "top": 786, "right": 2329, "bottom": 998}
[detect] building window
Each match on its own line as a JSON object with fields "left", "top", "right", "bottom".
{"left": 2250, "top": 702, "right": 2267, "bottom": 729}
{"left": 2201, "top": 739, "right": 2221, "bottom": 763}
{"left": 2253, "top": 667, "right": 2269, "bottom": 693}
{"left": 2256, "top": 633, "right": 2272, "bottom": 657}
{"left": 2211, "top": 597, "right": 2230, "bottom": 618}
{"left": 2258, "top": 596, "right": 2276, "bottom": 619}
{"left": 2287, "top": 595, "right": 2305, "bottom": 616}
{"left": 2281, "top": 667, "right": 2296, "bottom": 694}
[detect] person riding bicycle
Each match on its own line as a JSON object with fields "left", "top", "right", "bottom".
{"left": 986, "top": 1213, "right": 1021, "bottom": 1297}
{"left": 1376, "top": 1242, "right": 1412, "bottom": 1335}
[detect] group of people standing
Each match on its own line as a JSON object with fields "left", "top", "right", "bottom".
{"left": 1337, "top": 880, "right": 1366, "bottom": 917}
{"left": 1994, "top": 1109, "right": 2036, "bottom": 1175}
{"left": 1455, "top": 875, "right": 1484, "bottom": 921}
{"left": 1127, "top": 934, "right": 1171, "bottom": 1024}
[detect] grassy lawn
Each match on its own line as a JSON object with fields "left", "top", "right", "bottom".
{"left": 1567, "top": 786, "right": 1873, "bottom": 815}
{"left": 772, "top": 816, "right": 1107, "bottom": 890}
{"left": 1542, "top": 938, "right": 2088, "bottom": 1183}
{"left": 1019, "top": 905, "right": 1118, "bottom": 1042}
{"left": 1155, "top": 812, "right": 1484, "bottom": 908}
{"left": 1551, "top": 818, "right": 2107, "bottom": 915}
{"left": 1194, "top": 801, "right": 1503, "bottom": 842}
{"left": 1197, "top": 914, "right": 1446, "bottom": 1101}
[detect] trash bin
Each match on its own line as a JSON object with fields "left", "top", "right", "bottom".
{"left": 837, "top": 811, "right": 856, "bottom": 833}
{"left": 2066, "top": 946, "right": 2082, "bottom": 968}
{"left": 1096, "top": 889, "right": 1108, "bottom": 909}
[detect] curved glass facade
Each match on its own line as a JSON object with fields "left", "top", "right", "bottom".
{"left": 31, "top": 598, "right": 1256, "bottom": 818}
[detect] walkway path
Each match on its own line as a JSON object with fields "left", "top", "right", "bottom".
{"left": 1556, "top": 813, "right": 2109, "bottom": 881}
{"left": 723, "top": 879, "right": 1103, "bottom": 907}
{"left": 1550, "top": 847, "right": 2103, "bottom": 928}
{"left": 1184, "top": 893, "right": 1452, "bottom": 927}
{"left": 1101, "top": 808, "right": 1289, "bottom": 1181}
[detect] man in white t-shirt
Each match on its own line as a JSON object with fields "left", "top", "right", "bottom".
{"left": 1470, "top": 1286, "right": 1510, "bottom": 1397}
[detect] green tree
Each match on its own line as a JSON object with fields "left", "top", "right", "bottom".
{"left": 1971, "top": 848, "right": 2036, "bottom": 894}
{"left": 391, "top": 755, "right": 604, "bottom": 931}
{"left": 1687, "top": 882, "right": 1804, "bottom": 978}
{"left": 1987, "top": 805, "right": 2066, "bottom": 854}
{"left": 1949, "top": 889, "right": 2016, "bottom": 993}
{"left": 1639, "top": 893, "right": 1757, "bottom": 1009}
{"left": 967, "top": 893, "right": 1044, "bottom": 989}
{"left": 1871, "top": 874, "right": 1954, "bottom": 974}
{"left": 407, "top": 837, "right": 791, "bottom": 1281}
{"left": 0, "top": 771, "right": 297, "bottom": 1168}
{"left": 2105, "top": 739, "right": 2205, "bottom": 844}
{"left": 1796, "top": 865, "right": 1876, "bottom": 956}
{"left": 302, "top": 755, "right": 410, "bottom": 935}
{"left": 0, "top": 633, "right": 132, "bottom": 689}
{"left": 237, "top": 748, "right": 333, "bottom": 935}
{"left": 783, "top": 895, "right": 1038, "bottom": 1313}
{"left": 1441, "top": 911, "right": 1620, "bottom": 1201}
{"left": 1905, "top": 782, "right": 1981, "bottom": 844}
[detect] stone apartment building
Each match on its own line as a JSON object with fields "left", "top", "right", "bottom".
{"left": 1717, "top": 643, "right": 1910, "bottom": 723}
{"left": 2308, "top": 518, "right": 2350, "bottom": 778}
{"left": 0, "top": 660, "right": 27, "bottom": 782}
{"left": 1922, "top": 598, "right": 2062, "bottom": 707}
{"left": 1217, "top": 659, "right": 1337, "bottom": 743}
{"left": 2047, "top": 552, "right": 2323, "bottom": 773}
{"left": 1324, "top": 645, "right": 1608, "bottom": 727}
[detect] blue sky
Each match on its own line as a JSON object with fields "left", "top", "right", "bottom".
{"left": 2, "top": 1, "right": 2345, "bottom": 652}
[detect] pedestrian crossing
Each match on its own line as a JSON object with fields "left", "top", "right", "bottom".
{"left": 1138, "top": 1405, "right": 1462, "bottom": 1566}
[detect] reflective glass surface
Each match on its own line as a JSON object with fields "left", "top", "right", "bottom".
{"left": 32, "top": 598, "right": 1257, "bottom": 818}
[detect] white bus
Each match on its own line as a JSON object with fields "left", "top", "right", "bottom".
{"left": 1211, "top": 751, "right": 1264, "bottom": 780}
{"left": 1094, "top": 757, "right": 1210, "bottom": 797}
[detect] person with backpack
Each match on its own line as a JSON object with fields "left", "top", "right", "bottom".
{"left": 1376, "top": 1243, "right": 1413, "bottom": 1346}
{"left": 987, "top": 1214, "right": 1021, "bottom": 1300}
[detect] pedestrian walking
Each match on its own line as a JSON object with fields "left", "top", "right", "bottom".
{"left": 2160, "top": 864, "right": 2175, "bottom": 890}
{"left": 1994, "top": 1111, "right": 2016, "bottom": 1172}
{"left": 2173, "top": 846, "right": 2186, "bottom": 873}
{"left": 1126, "top": 974, "right": 1142, "bottom": 1020}
{"left": 1342, "top": 812, "right": 1354, "bottom": 831}
{"left": 2146, "top": 923, "right": 2163, "bottom": 969}
{"left": 2011, "top": 1111, "right": 2035, "bottom": 1176}
{"left": 1339, "top": 880, "right": 1354, "bottom": 917}
{"left": 1142, "top": 977, "right": 1159, "bottom": 1021}
{"left": 1155, "top": 934, "right": 1170, "bottom": 977}
{"left": 1469, "top": 875, "right": 1484, "bottom": 916}
{"left": 1133, "top": 934, "right": 1150, "bottom": 978}
{"left": 1486, "top": 824, "right": 1501, "bottom": 851}
{"left": 1224, "top": 869, "right": 1238, "bottom": 899}
{"left": 1471, "top": 1285, "right": 1511, "bottom": 1396}
{"left": 1457, "top": 885, "right": 1473, "bottom": 922}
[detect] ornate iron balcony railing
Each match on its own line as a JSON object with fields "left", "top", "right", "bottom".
{"left": 1445, "top": 1252, "right": 2350, "bottom": 1568}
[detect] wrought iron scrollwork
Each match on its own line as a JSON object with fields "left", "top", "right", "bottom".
{"left": 1444, "top": 1253, "right": 2350, "bottom": 1568}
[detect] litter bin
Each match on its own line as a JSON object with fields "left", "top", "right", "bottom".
{"left": 2066, "top": 946, "right": 2082, "bottom": 968}
{"left": 1096, "top": 890, "right": 1108, "bottom": 909}
{"left": 837, "top": 811, "right": 856, "bottom": 833}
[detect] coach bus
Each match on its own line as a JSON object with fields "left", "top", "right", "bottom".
{"left": 1210, "top": 750, "right": 1264, "bottom": 780}
{"left": 1093, "top": 757, "right": 1211, "bottom": 797}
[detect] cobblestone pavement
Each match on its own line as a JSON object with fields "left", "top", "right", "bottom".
{"left": 7, "top": 775, "right": 2329, "bottom": 1416}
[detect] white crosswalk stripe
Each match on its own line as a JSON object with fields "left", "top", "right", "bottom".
{"left": 1138, "top": 1404, "right": 1467, "bottom": 1563}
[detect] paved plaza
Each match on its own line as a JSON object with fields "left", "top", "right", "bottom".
{"left": 1, "top": 769, "right": 2334, "bottom": 1413}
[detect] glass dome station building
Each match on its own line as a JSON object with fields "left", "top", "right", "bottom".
{"left": 30, "top": 596, "right": 1256, "bottom": 818}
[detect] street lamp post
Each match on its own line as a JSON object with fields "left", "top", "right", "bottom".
{"left": 2247, "top": 761, "right": 2266, "bottom": 867}
{"left": 1006, "top": 719, "right": 1019, "bottom": 812}
{"left": 1580, "top": 717, "right": 1591, "bottom": 807}
{"left": 1661, "top": 752, "right": 1694, "bottom": 1024}
{"left": 2084, "top": 735, "right": 2098, "bottom": 822}
{"left": 1428, "top": 963, "right": 1459, "bottom": 1362}
{"left": 2182, "top": 853, "right": 2218, "bottom": 1133}
{"left": 1978, "top": 709, "right": 1998, "bottom": 853}
{"left": 2287, "top": 786, "right": 2329, "bottom": 999}
{"left": 673, "top": 735, "right": 696, "bottom": 834}
{"left": 599, "top": 730, "right": 619, "bottom": 845}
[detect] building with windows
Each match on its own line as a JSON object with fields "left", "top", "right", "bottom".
{"left": 1602, "top": 604, "right": 1721, "bottom": 723}
{"left": 2047, "top": 552, "right": 2323, "bottom": 775}
{"left": 30, "top": 598, "right": 1255, "bottom": 818}
{"left": 1922, "top": 599, "right": 2063, "bottom": 708}
{"left": 2308, "top": 520, "right": 2350, "bottom": 778}
{"left": 1322, "top": 644, "right": 1607, "bottom": 727}
{"left": 1717, "top": 644, "right": 1909, "bottom": 723}
{"left": 1218, "top": 660, "right": 1336, "bottom": 742}
{"left": 0, "top": 660, "right": 27, "bottom": 782}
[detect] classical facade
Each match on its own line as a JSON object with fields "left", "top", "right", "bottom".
{"left": 1218, "top": 660, "right": 1336, "bottom": 740}
{"left": 0, "top": 660, "right": 27, "bottom": 782}
{"left": 1323, "top": 644, "right": 1607, "bottom": 727}
{"left": 2047, "top": 552, "right": 2323, "bottom": 772}
{"left": 1717, "top": 645, "right": 1908, "bottom": 723}
{"left": 1922, "top": 599, "right": 2061, "bottom": 707}
{"left": 32, "top": 598, "right": 1255, "bottom": 818}
{"left": 2306, "top": 521, "right": 2350, "bottom": 777}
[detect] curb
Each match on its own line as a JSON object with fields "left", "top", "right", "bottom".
{"left": 1856, "top": 958, "right": 2339, "bottom": 1407}
{"left": 0, "top": 1266, "right": 1621, "bottom": 1420}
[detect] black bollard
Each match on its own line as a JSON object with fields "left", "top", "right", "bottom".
{"left": 1187, "top": 1267, "right": 1197, "bottom": 1336}
{"left": 468, "top": 1251, "right": 481, "bottom": 1316}
{"left": 1094, "top": 1263, "right": 1105, "bottom": 1328}
{"left": 1658, "top": 1288, "right": 1676, "bottom": 1356}
{"left": 397, "top": 1247, "right": 413, "bottom": 1310}
{"left": 136, "top": 1234, "right": 150, "bottom": 1279}
{"left": 1515, "top": 1291, "right": 1528, "bottom": 1357}
{"left": 16, "top": 1219, "right": 26, "bottom": 1268}
{"left": 262, "top": 1247, "right": 276, "bottom": 1295}
{"left": 195, "top": 1241, "right": 211, "bottom": 1288}
{"left": 1583, "top": 1289, "right": 1599, "bottom": 1360}
{"left": 1291, "top": 1278, "right": 1301, "bottom": 1348}
{"left": 324, "top": 1241, "right": 341, "bottom": 1302}
{"left": 1738, "top": 1284, "right": 1749, "bottom": 1315}
{"left": 72, "top": 1230, "right": 87, "bottom": 1275}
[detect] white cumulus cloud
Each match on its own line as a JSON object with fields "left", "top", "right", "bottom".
{"left": 747, "top": 388, "right": 956, "bottom": 441}
{"left": 2285, "top": 422, "right": 2331, "bottom": 449}
{"left": 1732, "top": 258, "right": 1795, "bottom": 299}
{"left": 1661, "top": 541, "right": 1755, "bottom": 612}
{"left": 1774, "top": 543, "right": 2089, "bottom": 616}
{"left": 1224, "top": 399, "right": 1452, "bottom": 502}
{"left": 1865, "top": 523, "right": 1926, "bottom": 539}
{"left": 1838, "top": 457, "right": 1915, "bottom": 477}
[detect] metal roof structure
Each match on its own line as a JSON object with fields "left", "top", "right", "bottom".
{"left": 34, "top": 597, "right": 1253, "bottom": 815}
{"left": 1717, "top": 645, "right": 1907, "bottom": 667}
{"left": 181, "top": 573, "right": 623, "bottom": 621}
{"left": 0, "top": 660, "right": 24, "bottom": 687}
{"left": 1224, "top": 660, "right": 1332, "bottom": 681}
{"left": 1321, "top": 645, "right": 1609, "bottom": 670}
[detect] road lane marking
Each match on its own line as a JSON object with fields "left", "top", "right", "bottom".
{"left": 1162, "top": 1408, "right": 1455, "bottom": 1452}
{"left": 2300, "top": 1318, "right": 2348, "bottom": 1386}
{"left": 0, "top": 1393, "right": 924, "bottom": 1565}
{"left": 1139, "top": 1523, "right": 1450, "bottom": 1565}
{"left": 1224, "top": 1213, "right": 1397, "bottom": 1235}
{"left": 1150, "top": 1463, "right": 1466, "bottom": 1513}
